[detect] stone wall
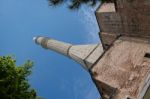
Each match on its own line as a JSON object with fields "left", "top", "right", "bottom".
{"left": 96, "top": 12, "right": 123, "bottom": 33}
{"left": 96, "top": 3, "right": 122, "bottom": 49}
{"left": 92, "top": 37, "right": 150, "bottom": 99}
{"left": 116, "top": 0, "right": 150, "bottom": 38}
{"left": 96, "top": 0, "right": 150, "bottom": 49}
{"left": 96, "top": 3, "right": 123, "bottom": 34}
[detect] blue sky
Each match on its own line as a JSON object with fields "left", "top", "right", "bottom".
{"left": 0, "top": 0, "right": 100, "bottom": 99}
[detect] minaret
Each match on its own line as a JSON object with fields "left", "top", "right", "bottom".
{"left": 33, "top": 0, "right": 150, "bottom": 99}
{"left": 33, "top": 36, "right": 104, "bottom": 70}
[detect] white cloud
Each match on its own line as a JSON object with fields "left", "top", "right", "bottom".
{"left": 78, "top": 3, "right": 100, "bottom": 43}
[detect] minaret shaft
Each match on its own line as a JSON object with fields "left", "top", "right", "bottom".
{"left": 34, "top": 36, "right": 103, "bottom": 70}
{"left": 35, "top": 36, "right": 72, "bottom": 56}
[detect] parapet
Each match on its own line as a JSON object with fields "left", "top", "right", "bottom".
{"left": 96, "top": 0, "right": 150, "bottom": 50}
{"left": 96, "top": 3, "right": 122, "bottom": 49}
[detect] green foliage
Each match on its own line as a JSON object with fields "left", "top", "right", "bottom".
{"left": 0, "top": 56, "right": 42, "bottom": 99}
{"left": 48, "top": 0, "right": 114, "bottom": 9}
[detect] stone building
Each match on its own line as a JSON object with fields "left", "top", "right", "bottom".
{"left": 34, "top": 0, "right": 150, "bottom": 99}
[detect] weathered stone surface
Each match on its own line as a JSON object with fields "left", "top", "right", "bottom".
{"left": 116, "top": 0, "right": 150, "bottom": 37}
{"left": 91, "top": 36, "right": 150, "bottom": 99}
{"left": 100, "top": 32, "right": 119, "bottom": 49}
{"left": 69, "top": 44, "right": 98, "bottom": 69}
{"left": 97, "top": 3, "right": 116, "bottom": 12}
{"left": 96, "top": 3, "right": 123, "bottom": 34}
{"left": 96, "top": 0, "right": 150, "bottom": 49}
{"left": 144, "top": 86, "right": 150, "bottom": 99}
{"left": 85, "top": 44, "right": 104, "bottom": 69}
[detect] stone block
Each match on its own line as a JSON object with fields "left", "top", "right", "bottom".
{"left": 96, "top": 3, "right": 123, "bottom": 33}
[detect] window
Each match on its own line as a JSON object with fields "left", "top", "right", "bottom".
{"left": 144, "top": 53, "right": 150, "bottom": 58}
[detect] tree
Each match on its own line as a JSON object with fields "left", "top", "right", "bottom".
{"left": 0, "top": 56, "right": 42, "bottom": 99}
{"left": 48, "top": 0, "right": 114, "bottom": 9}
